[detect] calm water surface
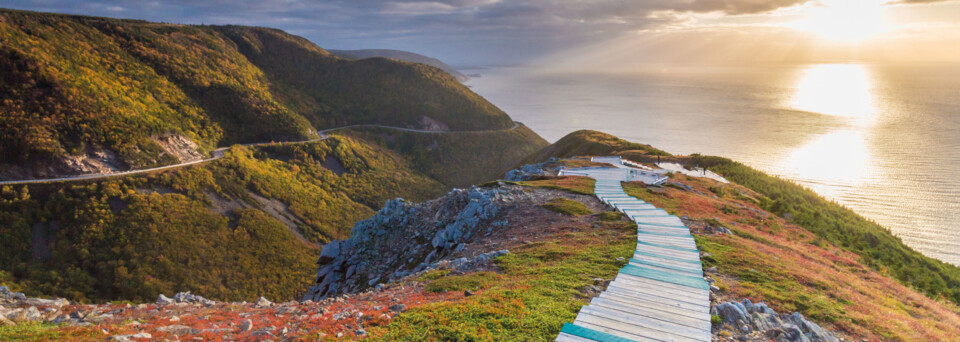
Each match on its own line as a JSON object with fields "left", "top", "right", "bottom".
{"left": 467, "top": 63, "right": 960, "bottom": 265}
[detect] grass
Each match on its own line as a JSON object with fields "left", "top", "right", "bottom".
{"left": 627, "top": 173, "right": 960, "bottom": 340}
{"left": 595, "top": 211, "right": 624, "bottom": 221}
{"left": 541, "top": 198, "right": 593, "bottom": 216}
{"left": 339, "top": 126, "right": 548, "bottom": 188}
{"left": 370, "top": 219, "right": 635, "bottom": 341}
{"left": 425, "top": 272, "right": 502, "bottom": 293}
{"left": 692, "top": 154, "right": 960, "bottom": 306}
{"left": 520, "top": 176, "right": 596, "bottom": 196}
{"left": 519, "top": 130, "right": 671, "bottom": 166}
{"left": 0, "top": 322, "right": 96, "bottom": 341}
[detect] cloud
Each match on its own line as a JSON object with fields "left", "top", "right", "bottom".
{"left": 3, "top": 0, "right": 955, "bottom": 64}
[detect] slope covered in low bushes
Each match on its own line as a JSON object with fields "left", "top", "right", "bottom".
{"left": 0, "top": 136, "right": 445, "bottom": 302}
{"left": 526, "top": 130, "right": 960, "bottom": 309}
{"left": 0, "top": 9, "right": 516, "bottom": 178}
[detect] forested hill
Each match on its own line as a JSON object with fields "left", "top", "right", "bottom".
{"left": 0, "top": 9, "right": 513, "bottom": 180}
{"left": 328, "top": 49, "right": 469, "bottom": 82}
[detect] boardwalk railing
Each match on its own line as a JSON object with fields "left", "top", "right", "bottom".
{"left": 556, "top": 178, "right": 710, "bottom": 342}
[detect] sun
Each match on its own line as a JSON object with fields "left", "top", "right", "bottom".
{"left": 793, "top": 0, "right": 888, "bottom": 43}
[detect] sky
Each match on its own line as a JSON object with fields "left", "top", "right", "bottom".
{"left": 4, "top": 0, "right": 960, "bottom": 67}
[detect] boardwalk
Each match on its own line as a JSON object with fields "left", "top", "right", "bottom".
{"left": 556, "top": 168, "right": 711, "bottom": 342}
{"left": 559, "top": 157, "right": 669, "bottom": 186}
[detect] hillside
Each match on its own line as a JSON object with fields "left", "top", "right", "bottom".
{"left": 0, "top": 9, "right": 547, "bottom": 304}
{"left": 518, "top": 130, "right": 671, "bottom": 166}
{"left": 5, "top": 159, "right": 959, "bottom": 340}
{"left": 0, "top": 9, "right": 513, "bottom": 180}
{"left": 339, "top": 124, "right": 547, "bottom": 187}
{"left": 523, "top": 130, "right": 960, "bottom": 309}
{"left": 0, "top": 115, "right": 549, "bottom": 304}
{"left": 329, "top": 49, "right": 469, "bottom": 82}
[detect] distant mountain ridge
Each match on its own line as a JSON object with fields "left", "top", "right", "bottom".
{"left": 328, "top": 49, "right": 469, "bottom": 82}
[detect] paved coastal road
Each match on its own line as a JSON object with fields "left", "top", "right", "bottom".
{"left": 0, "top": 122, "right": 522, "bottom": 185}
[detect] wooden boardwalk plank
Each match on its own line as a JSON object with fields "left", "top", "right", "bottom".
{"left": 620, "top": 265, "right": 709, "bottom": 291}
{"left": 636, "top": 230, "right": 692, "bottom": 238}
{"left": 630, "top": 254, "right": 703, "bottom": 271}
{"left": 605, "top": 282, "right": 709, "bottom": 306}
{"left": 575, "top": 312, "right": 703, "bottom": 342}
{"left": 628, "top": 259, "right": 703, "bottom": 276}
{"left": 579, "top": 306, "right": 712, "bottom": 340}
{"left": 613, "top": 274, "right": 710, "bottom": 298}
{"left": 572, "top": 320, "right": 658, "bottom": 342}
{"left": 635, "top": 246, "right": 701, "bottom": 259}
{"left": 636, "top": 222, "right": 689, "bottom": 230}
{"left": 559, "top": 323, "right": 640, "bottom": 342}
{"left": 558, "top": 174, "right": 710, "bottom": 342}
{"left": 600, "top": 291, "right": 709, "bottom": 315}
{"left": 602, "top": 286, "right": 708, "bottom": 311}
{"left": 556, "top": 332, "right": 600, "bottom": 342}
{"left": 590, "top": 297, "right": 710, "bottom": 326}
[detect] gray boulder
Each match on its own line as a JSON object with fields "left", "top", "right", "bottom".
{"left": 714, "top": 299, "right": 838, "bottom": 342}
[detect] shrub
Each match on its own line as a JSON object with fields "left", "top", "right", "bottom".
{"left": 542, "top": 198, "right": 593, "bottom": 216}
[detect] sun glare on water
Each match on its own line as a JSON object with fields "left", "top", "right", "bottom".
{"left": 781, "top": 63, "right": 880, "bottom": 192}
{"left": 793, "top": 0, "right": 888, "bottom": 42}
{"left": 791, "top": 64, "right": 877, "bottom": 124}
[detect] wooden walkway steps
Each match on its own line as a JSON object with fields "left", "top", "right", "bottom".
{"left": 557, "top": 177, "right": 710, "bottom": 342}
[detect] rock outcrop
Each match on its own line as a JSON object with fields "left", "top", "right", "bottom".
{"left": 504, "top": 161, "right": 558, "bottom": 182}
{"left": 713, "top": 299, "right": 839, "bottom": 342}
{"left": 156, "top": 292, "right": 215, "bottom": 306}
{"left": 304, "top": 185, "right": 530, "bottom": 301}
{"left": 152, "top": 134, "right": 204, "bottom": 163}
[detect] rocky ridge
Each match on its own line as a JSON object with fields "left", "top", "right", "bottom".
{"left": 305, "top": 184, "right": 530, "bottom": 300}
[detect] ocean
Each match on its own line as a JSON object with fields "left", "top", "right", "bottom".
{"left": 467, "top": 63, "right": 960, "bottom": 265}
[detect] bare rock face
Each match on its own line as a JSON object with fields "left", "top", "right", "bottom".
{"left": 417, "top": 116, "right": 450, "bottom": 132}
{"left": 503, "top": 160, "right": 562, "bottom": 182}
{"left": 303, "top": 185, "right": 529, "bottom": 301}
{"left": 58, "top": 148, "right": 122, "bottom": 175}
{"left": 152, "top": 134, "right": 203, "bottom": 163}
{"left": 1, "top": 133, "right": 202, "bottom": 180}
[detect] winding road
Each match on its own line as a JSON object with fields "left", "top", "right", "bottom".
{"left": 0, "top": 122, "right": 522, "bottom": 185}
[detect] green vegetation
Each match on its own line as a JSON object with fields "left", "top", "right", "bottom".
{"left": 339, "top": 125, "right": 547, "bottom": 187}
{"left": 520, "top": 130, "right": 670, "bottom": 166}
{"left": 0, "top": 9, "right": 514, "bottom": 176}
{"left": 373, "top": 219, "right": 635, "bottom": 341}
{"left": 218, "top": 26, "right": 514, "bottom": 131}
{"left": 595, "top": 211, "right": 624, "bottom": 221}
{"left": 0, "top": 8, "right": 546, "bottom": 303}
{"left": 0, "top": 136, "right": 447, "bottom": 302}
{"left": 0, "top": 322, "right": 91, "bottom": 341}
{"left": 542, "top": 198, "right": 593, "bottom": 216}
{"left": 425, "top": 272, "right": 501, "bottom": 293}
{"left": 530, "top": 130, "right": 960, "bottom": 308}
{"left": 691, "top": 155, "right": 960, "bottom": 305}
{"left": 520, "top": 176, "right": 596, "bottom": 196}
